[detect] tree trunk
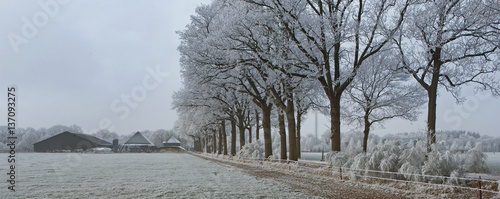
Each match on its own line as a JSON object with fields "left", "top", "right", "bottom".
{"left": 221, "top": 120, "right": 227, "bottom": 155}
{"left": 248, "top": 111, "right": 252, "bottom": 144}
{"left": 427, "top": 88, "right": 438, "bottom": 153}
{"left": 427, "top": 47, "right": 442, "bottom": 153}
{"left": 330, "top": 95, "right": 342, "bottom": 151}
{"left": 194, "top": 137, "right": 201, "bottom": 152}
{"left": 249, "top": 126, "right": 252, "bottom": 143}
{"left": 213, "top": 129, "right": 217, "bottom": 154}
{"left": 238, "top": 115, "right": 246, "bottom": 150}
{"left": 426, "top": 76, "right": 439, "bottom": 150}
{"left": 278, "top": 110, "right": 287, "bottom": 160}
{"left": 363, "top": 113, "right": 371, "bottom": 153}
{"left": 231, "top": 119, "right": 236, "bottom": 156}
{"left": 218, "top": 125, "right": 222, "bottom": 155}
{"left": 205, "top": 134, "right": 211, "bottom": 153}
{"left": 261, "top": 104, "right": 273, "bottom": 158}
{"left": 296, "top": 109, "right": 302, "bottom": 158}
{"left": 202, "top": 135, "right": 206, "bottom": 153}
{"left": 255, "top": 109, "right": 260, "bottom": 140}
{"left": 286, "top": 97, "right": 297, "bottom": 161}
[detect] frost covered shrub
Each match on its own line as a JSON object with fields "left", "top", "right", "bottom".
{"left": 423, "top": 151, "right": 461, "bottom": 182}
{"left": 237, "top": 140, "right": 265, "bottom": 160}
{"left": 463, "top": 148, "right": 489, "bottom": 173}
{"left": 348, "top": 153, "right": 370, "bottom": 180}
{"left": 422, "top": 141, "right": 459, "bottom": 177}
{"left": 346, "top": 138, "right": 363, "bottom": 157}
{"left": 365, "top": 141, "right": 404, "bottom": 178}
{"left": 380, "top": 154, "right": 399, "bottom": 172}
{"left": 327, "top": 137, "right": 490, "bottom": 183}
{"left": 327, "top": 138, "right": 363, "bottom": 167}
{"left": 399, "top": 140, "right": 426, "bottom": 181}
{"left": 422, "top": 141, "right": 489, "bottom": 183}
{"left": 366, "top": 150, "right": 384, "bottom": 170}
{"left": 269, "top": 148, "right": 281, "bottom": 160}
{"left": 326, "top": 151, "right": 350, "bottom": 167}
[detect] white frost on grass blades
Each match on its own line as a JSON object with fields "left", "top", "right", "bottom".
{"left": 1, "top": 153, "right": 319, "bottom": 198}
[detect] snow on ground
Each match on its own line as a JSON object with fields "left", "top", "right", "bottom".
{"left": 1, "top": 153, "right": 319, "bottom": 198}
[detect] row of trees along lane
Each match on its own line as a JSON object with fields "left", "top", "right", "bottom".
{"left": 174, "top": 0, "right": 500, "bottom": 160}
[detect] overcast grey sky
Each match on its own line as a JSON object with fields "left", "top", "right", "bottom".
{"left": 1, "top": 0, "right": 499, "bottom": 137}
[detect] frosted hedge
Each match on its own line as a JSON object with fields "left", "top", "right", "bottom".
{"left": 326, "top": 139, "right": 489, "bottom": 184}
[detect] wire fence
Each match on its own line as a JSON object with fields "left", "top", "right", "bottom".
{"left": 193, "top": 152, "right": 500, "bottom": 198}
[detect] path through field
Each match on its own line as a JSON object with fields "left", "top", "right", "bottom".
{"left": 195, "top": 154, "right": 414, "bottom": 199}
{"left": 1, "top": 153, "right": 319, "bottom": 198}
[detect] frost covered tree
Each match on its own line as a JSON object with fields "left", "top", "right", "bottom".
{"left": 395, "top": 0, "right": 500, "bottom": 152}
{"left": 17, "top": 128, "right": 38, "bottom": 151}
{"left": 177, "top": 0, "right": 278, "bottom": 157}
{"left": 178, "top": 0, "right": 315, "bottom": 160}
{"left": 171, "top": 56, "right": 233, "bottom": 153}
{"left": 246, "top": 0, "right": 411, "bottom": 151}
{"left": 173, "top": 81, "right": 241, "bottom": 155}
{"left": 345, "top": 50, "right": 425, "bottom": 152}
{"left": 269, "top": 80, "right": 300, "bottom": 160}
{"left": 294, "top": 79, "right": 320, "bottom": 157}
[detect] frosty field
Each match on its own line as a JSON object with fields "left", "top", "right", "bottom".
{"left": 1, "top": 153, "right": 317, "bottom": 198}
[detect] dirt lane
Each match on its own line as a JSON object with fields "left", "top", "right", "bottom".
{"left": 194, "top": 154, "right": 412, "bottom": 199}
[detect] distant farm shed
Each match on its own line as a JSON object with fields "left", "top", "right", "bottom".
{"left": 163, "top": 137, "right": 181, "bottom": 147}
{"left": 159, "top": 137, "right": 185, "bottom": 152}
{"left": 33, "top": 131, "right": 112, "bottom": 152}
{"left": 124, "top": 132, "right": 155, "bottom": 146}
{"left": 117, "top": 132, "right": 157, "bottom": 152}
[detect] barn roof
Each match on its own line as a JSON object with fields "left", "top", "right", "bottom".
{"left": 164, "top": 137, "right": 181, "bottom": 144}
{"left": 124, "top": 132, "right": 154, "bottom": 146}
{"left": 73, "top": 133, "right": 112, "bottom": 146}
{"left": 33, "top": 131, "right": 112, "bottom": 146}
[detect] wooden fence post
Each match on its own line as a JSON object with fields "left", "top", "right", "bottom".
{"left": 340, "top": 167, "right": 343, "bottom": 181}
{"left": 479, "top": 176, "right": 482, "bottom": 199}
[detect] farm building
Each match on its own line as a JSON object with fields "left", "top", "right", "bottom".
{"left": 159, "top": 137, "right": 185, "bottom": 152}
{"left": 117, "top": 132, "right": 156, "bottom": 152}
{"left": 33, "top": 131, "right": 112, "bottom": 152}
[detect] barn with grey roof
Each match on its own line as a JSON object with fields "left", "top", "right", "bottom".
{"left": 33, "top": 131, "right": 112, "bottom": 152}
{"left": 117, "top": 132, "right": 157, "bottom": 152}
{"left": 159, "top": 137, "right": 185, "bottom": 152}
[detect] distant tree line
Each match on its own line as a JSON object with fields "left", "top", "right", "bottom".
{"left": 0, "top": 125, "right": 188, "bottom": 152}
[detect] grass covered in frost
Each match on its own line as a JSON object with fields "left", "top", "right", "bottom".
{"left": 1, "top": 153, "right": 318, "bottom": 198}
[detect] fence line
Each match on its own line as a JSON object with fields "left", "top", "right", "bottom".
{"left": 298, "top": 159, "right": 499, "bottom": 184}
{"left": 293, "top": 163, "right": 500, "bottom": 195}
{"left": 295, "top": 160, "right": 500, "bottom": 184}
{"left": 194, "top": 152, "right": 500, "bottom": 197}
